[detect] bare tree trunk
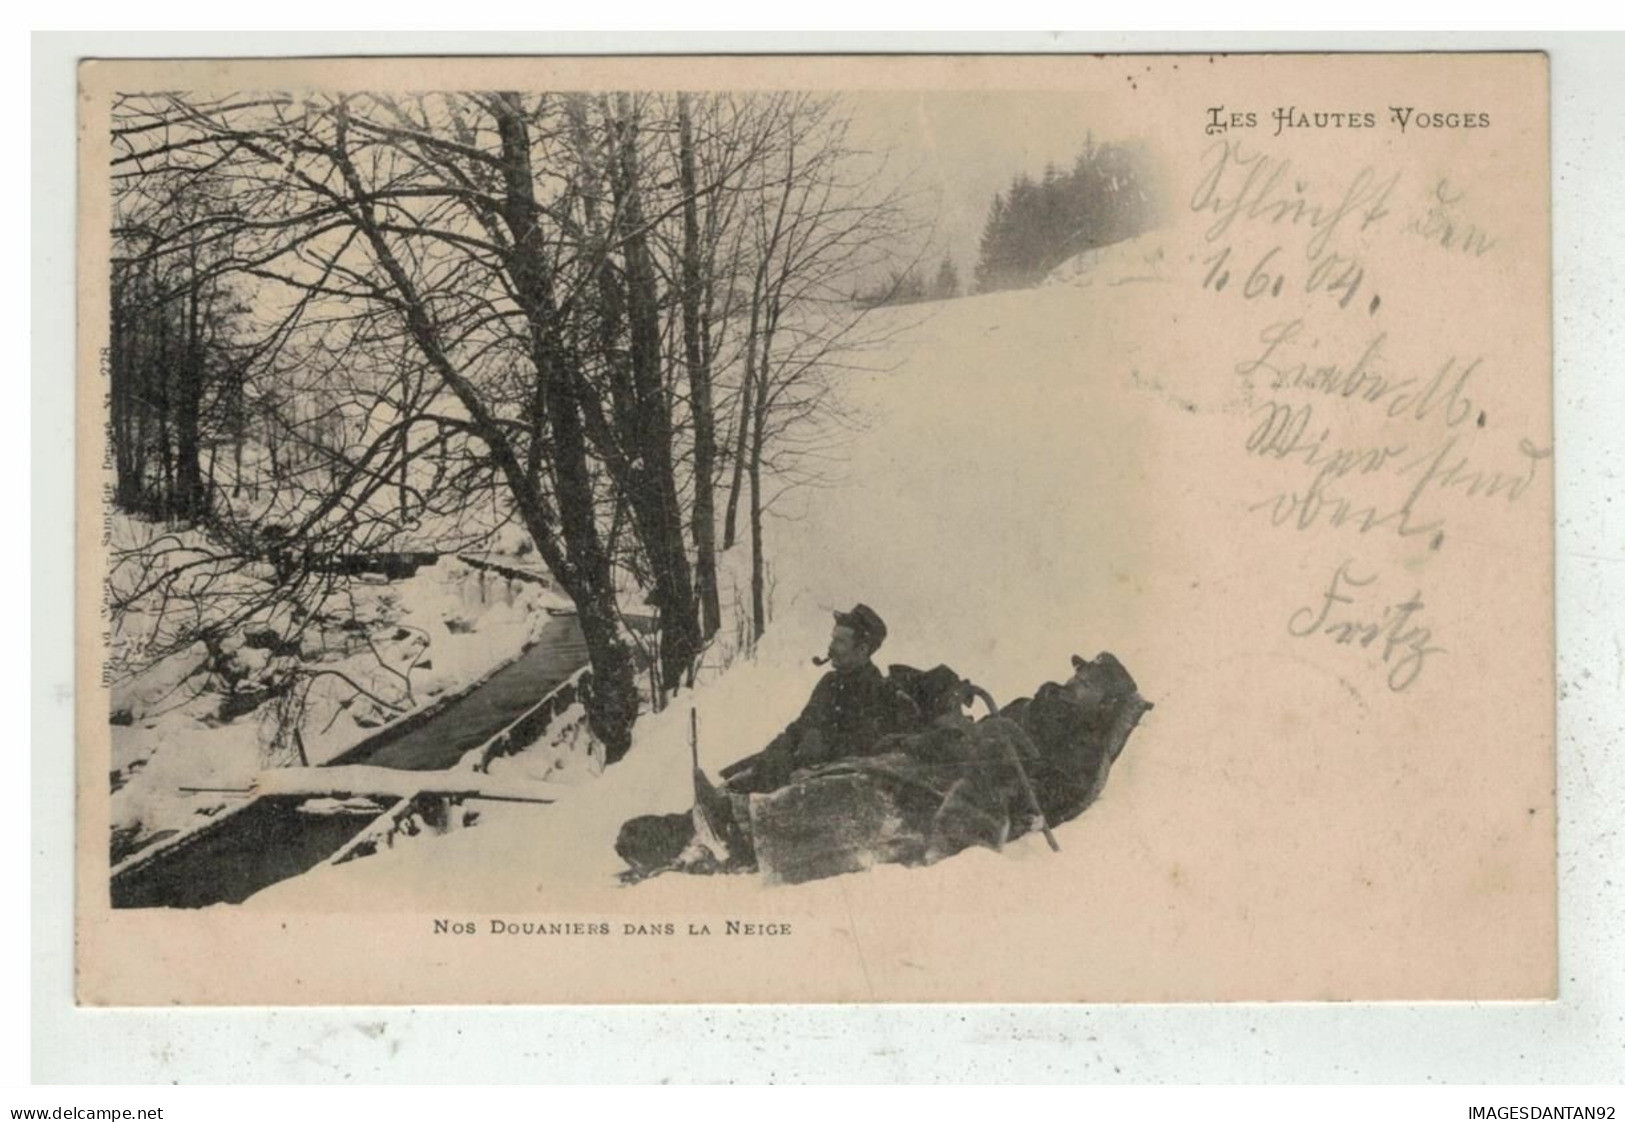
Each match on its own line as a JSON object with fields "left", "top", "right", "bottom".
{"left": 397, "top": 369, "right": 410, "bottom": 527}
{"left": 485, "top": 94, "right": 642, "bottom": 761}
{"left": 109, "top": 269, "right": 142, "bottom": 512}
{"left": 325, "top": 97, "right": 642, "bottom": 760}
{"left": 127, "top": 317, "right": 152, "bottom": 513}
{"left": 265, "top": 404, "right": 280, "bottom": 485}
{"left": 722, "top": 300, "right": 759, "bottom": 551}
{"left": 747, "top": 371, "right": 767, "bottom": 643}
{"left": 678, "top": 94, "right": 722, "bottom": 641}
{"left": 725, "top": 133, "right": 794, "bottom": 552}
{"left": 174, "top": 269, "right": 206, "bottom": 522}
{"left": 230, "top": 360, "right": 245, "bottom": 499}
{"left": 602, "top": 93, "right": 701, "bottom": 691}
{"left": 746, "top": 312, "right": 776, "bottom": 643}
{"left": 154, "top": 309, "right": 175, "bottom": 517}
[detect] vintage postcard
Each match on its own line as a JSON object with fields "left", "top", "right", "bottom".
{"left": 75, "top": 53, "right": 1553, "bottom": 1004}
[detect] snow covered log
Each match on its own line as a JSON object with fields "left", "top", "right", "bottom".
{"left": 250, "top": 765, "right": 566, "bottom": 805}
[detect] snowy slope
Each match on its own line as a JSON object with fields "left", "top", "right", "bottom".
{"left": 248, "top": 272, "right": 1184, "bottom": 915}
{"left": 1044, "top": 231, "right": 1173, "bottom": 291}
{"left": 246, "top": 257, "right": 1546, "bottom": 1005}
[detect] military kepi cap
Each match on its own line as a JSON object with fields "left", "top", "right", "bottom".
{"left": 834, "top": 603, "right": 887, "bottom": 652}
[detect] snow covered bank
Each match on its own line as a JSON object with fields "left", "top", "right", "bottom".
{"left": 247, "top": 268, "right": 1178, "bottom": 913}
{"left": 109, "top": 550, "right": 571, "bottom": 859}
{"left": 1044, "top": 230, "right": 1172, "bottom": 290}
{"left": 231, "top": 240, "right": 1549, "bottom": 1002}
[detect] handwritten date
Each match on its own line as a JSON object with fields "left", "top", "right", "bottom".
{"left": 1203, "top": 244, "right": 1374, "bottom": 311}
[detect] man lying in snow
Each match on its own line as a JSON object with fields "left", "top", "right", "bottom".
{"left": 615, "top": 607, "right": 1152, "bottom": 886}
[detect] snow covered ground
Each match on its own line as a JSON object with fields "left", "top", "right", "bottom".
{"left": 247, "top": 256, "right": 1178, "bottom": 914}
{"left": 110, "top": 551, "right": 571, "bottom": 858}
{"left": 129, "top": 229, "right": 1552, "bottom": 1001}
{"left": 1045, "top": 231, "right": 1173, "bottom": 291}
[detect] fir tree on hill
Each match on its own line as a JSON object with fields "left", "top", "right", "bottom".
{"left": 974, "top": 137, "right": 1162, "bottom": 293}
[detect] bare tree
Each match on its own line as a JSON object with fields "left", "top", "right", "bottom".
{"left": 110, "top": 164, "right": 256, "bottom": 522}
{"left": 675, "top": 92, "right": 722, "bottom": 641}
{"left": 107, "top": 88, "right": 926, "bottom": 760}
{"left": 715, "top": 94, "right": 925, "bottom": 640}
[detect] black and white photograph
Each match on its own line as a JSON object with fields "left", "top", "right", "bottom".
{"left": 73, "top": 52, "right": 1556, "bottom": 1006}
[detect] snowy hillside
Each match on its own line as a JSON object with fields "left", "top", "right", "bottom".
{"left": 1044, "top": 231, "right": 1173, "bottom": 291}
{"left": 132, "top": 227, "right": 1551, "bottom": 1003}
{"left": 247, "top": 268, "right": 1186, "bottom": 915}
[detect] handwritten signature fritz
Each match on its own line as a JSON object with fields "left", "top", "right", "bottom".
{"left": 1288, "top": 560, "right": 1445, "bottom": 691}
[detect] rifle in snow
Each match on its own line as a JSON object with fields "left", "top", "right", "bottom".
{"left": 962, "top": 683, "right": 1061, "bottom": 853}
{"left": 689, "top": 708, "right": 731, "bottom": 859}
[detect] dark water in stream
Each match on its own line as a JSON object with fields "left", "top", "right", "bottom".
{"left": 111, "top": 614, "right": 589, "bottom": 909}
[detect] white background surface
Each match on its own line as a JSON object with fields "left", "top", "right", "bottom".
{"left": 26, "top": 28, "right": 1625, "bottom": 1086}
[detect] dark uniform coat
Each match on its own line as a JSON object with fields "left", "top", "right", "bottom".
{"left": 723, "top": 662, "right": 918, "bottom": 794}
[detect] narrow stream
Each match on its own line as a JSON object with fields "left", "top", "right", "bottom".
{"left": 325, "top": 616, "right": 587, "bottom": 771}
{"left": 110, "top": 796, "right": 386, "bottom": 909}
{"left": 111, "top": 568, "right": 592, "bottom": 909}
